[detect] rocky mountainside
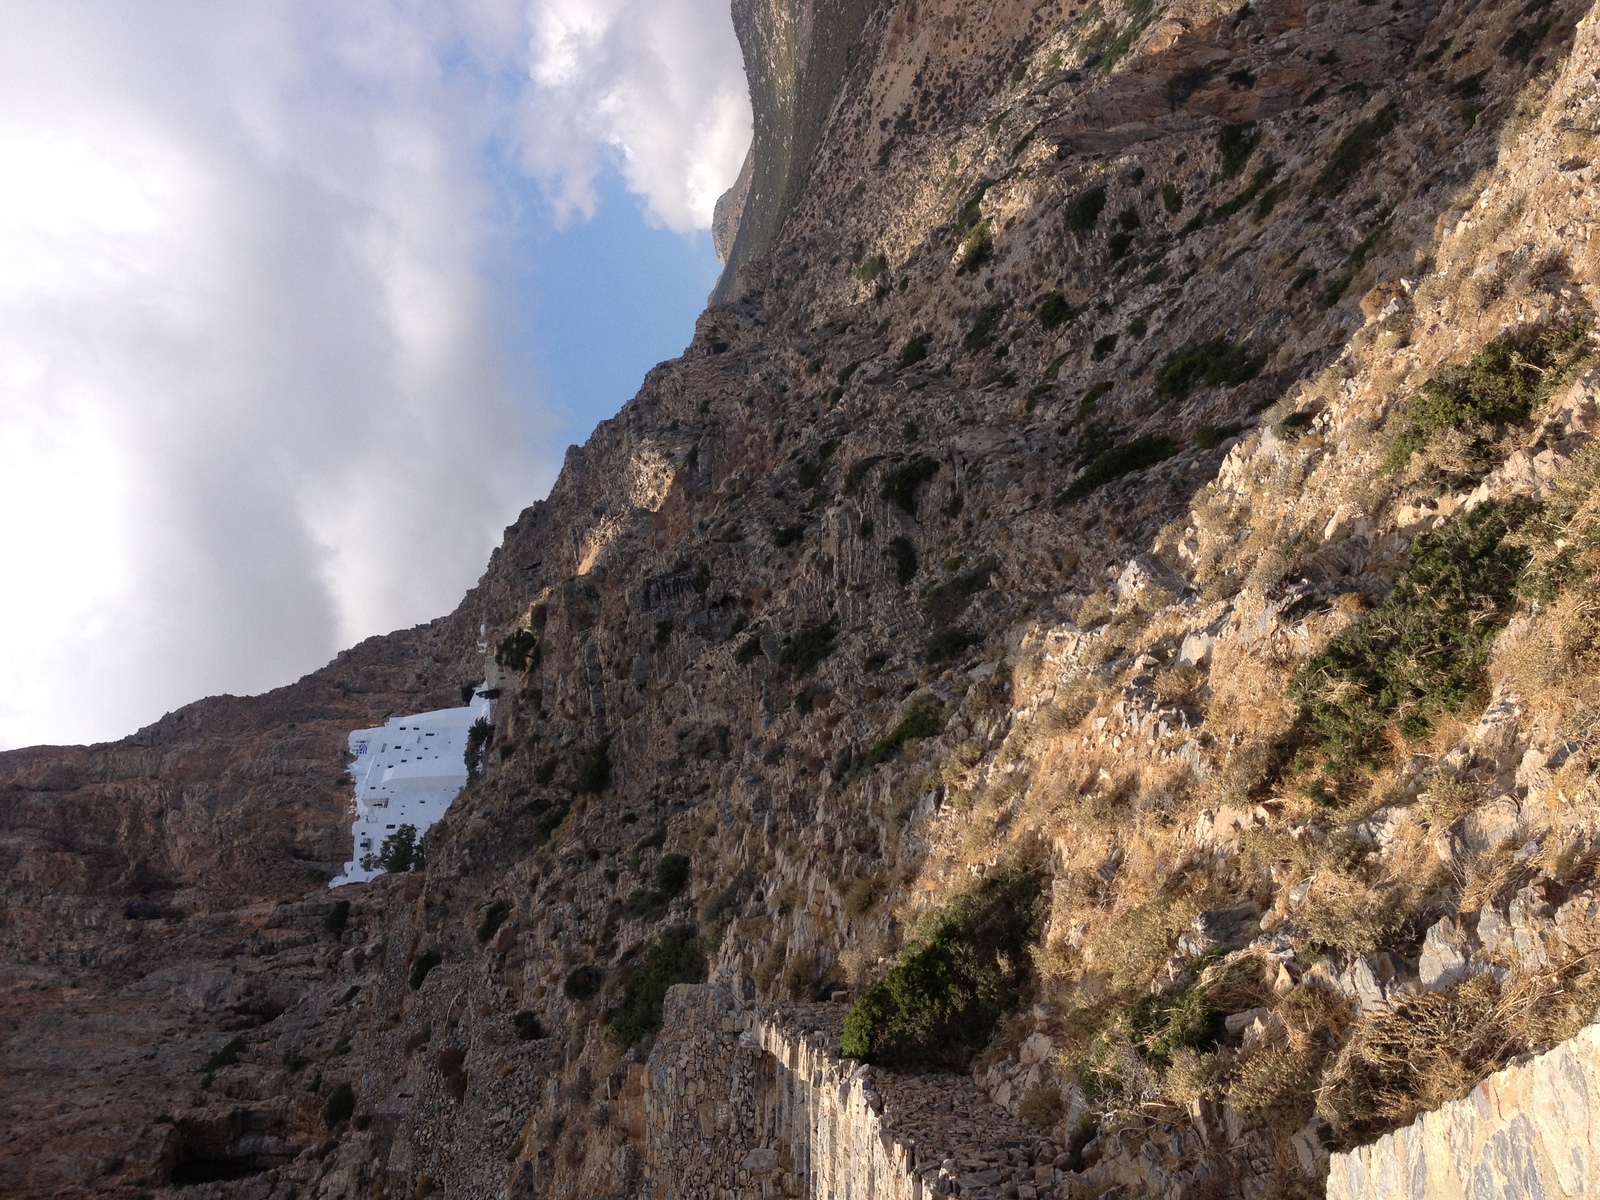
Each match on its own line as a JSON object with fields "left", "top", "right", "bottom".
{"left": 6, "top": 0, "right": 1600, "bottom": 1196}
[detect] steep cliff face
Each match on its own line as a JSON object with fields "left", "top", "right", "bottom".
{"left": 7, "top": 0, "right": 1600, "bottom": 1196}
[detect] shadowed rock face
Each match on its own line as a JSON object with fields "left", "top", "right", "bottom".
{"left": 7, "top": 0, "right": 1600, "bottom": 1195}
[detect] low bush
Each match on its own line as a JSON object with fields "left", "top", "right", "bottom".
{"left": 1155, "top": 337, "right": 1265, "bottom": 398}
{"left": 772, "top": 523, "right": 806, "bottom": 548}
{"left": 476, "top": 900, "right": 509, "bottom": 945}
{"left": 844, "top": 454, "right": 885, "bottom": 496}
{"left": 1064, "top": 185, "right": 1107, "bottom": 232}
{"left": 925, "top": 626, "right": 982, "bottom": 663}
{"left": 899, "top": 334, "right": 932, "bottom": 368}
{"left": 563, "top": 964, "right": 605, "bottom": 1001}
{"left": 1107, "top": 232, "right": 1135, "bottom": 261}
{"left": 1091, "top": 333, "right": 1119, "bottom": 360}
{"left": 964, "top": 302, "right": 1005, "bottom": 354}
{"left": 1017, "top": 1085, "right": 1065, "bottom": 1128}
{"left": 464, "top": 718, "right": 492, "bottom": 781}
{"left": 495, "top": 628, "right": 538, "bottom": 672}
{"left": 1118, "top": 981, "right": 1223, "bottom": 1066}
{"left": 778, "top": 622, "right": 838, "bottom": 675}
{"left": 531, "top": 802, "right": 570, "bottom": 845}
{"left": 511, "top": 1011, "right": 546, "bottom": 1041}
{"left": 1310, "top": 106, "right": 1396, "bottom": 199}
{"left": 796, "top": 439, "right": 839, "bottom": 490}
{"left": 1063, "top": 435, "right": 1179, "bottom": 501}
{"left": 409, "top": 948, "right": 443, "bottom": 991}
{"left": 575, "top": 738, "right": 612, "bottom": 795}
{"left": 655, "top": 853, "right": 691, "bottom": 897}
{"left": 880, "top": 457, "right": 940, "bottom": 513}
{"left": 858, "top": 700, "right": 947, "bottom": 771}
{"left": 958, "top": 221, "right": 994, "bottom": 273}
{"left": 925, "top": 559, "right": 996, "bottom": 625}
{"left": 841, "top": 872, "right": 1042, "bottom": 1069}
{"left": 1289, "top": 502, "right": 1528, "bottom": 775}
{"left": 888, "top": 536, "right": 918, "bottom": 584}
{"left": 606, "top": 927, "right": 707, "bottom": 1047}
{"left": 1217, "top": 121, "right": 1260, "bottom": 178}
{"left": 734, "top": 636, "right": 764, "bottom": 665}
{"left": 323, "top": 899, "right": 350, "bottom": 936}
{"left": 1038, "top": 292, "right": 1080, "bottom": 329}
{"left": 858, "top": 253, "right": 887, "bottom": 282}
{"left": 1162, "top": 183, "right": 1183, "bottom": 213}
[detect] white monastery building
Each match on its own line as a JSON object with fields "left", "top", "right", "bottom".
{"left": 331, "top": 686, "right": 492, "bottom": 886}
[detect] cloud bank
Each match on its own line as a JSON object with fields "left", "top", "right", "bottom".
{"left": 0, "top": 1, "right": 749, "bottom": 748}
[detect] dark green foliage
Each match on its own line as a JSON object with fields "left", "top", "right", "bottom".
{"left": 655, "top": 853, "right": 691, "bottom": 897}
{"left": 1091, "top": 333, "right": 1119, "bottom": 360}
{"left": 1116, "top": 205, "right": 1141, "bottom": 231}
{"left": 512, "top": 1011, "right": 546, "bottom": 1041}
{"left": 925, "top": 625, "right": 982, "bottom": 663}
{"left": 201, "top": 1036, "right": 245, "bottom": 1073}
{"left": 323, "top": 900, "right": 350, "bottom": 936}
{"left": 575, "top": 738, "right": 612, "bottom": 795}
{"left": 838, "top": 361, "right": 861, "bottom": 385}
{"left": 964, "top": 303, "right": 1005, "bottom": 354}
{"left": 899, "top": 334, "right": 932, "bottom": 368}
{"left": 1107, "top": 231, "right": 1135, "bottom": 260}
{"left": 796, "top": 439, "right": 839, "bottom": 490}
{"left": 1079, "top": 381, "right": 1113, "bottom": 417}
{"left": 362, "top": 824, "right": 423, "bottom": 874}
{"left": 531, "top": 802, "right": 570, "bottom": 844}
{"left": 1037, "top": 292, "right": 1080, "bottom": 329}
{"left": 858, "top": 253, "right": 888, "bottom": 282}
{"left": 958, "top": 221, "right": 994, "bottom": 273}
{"left": 464, "top": 717, "right": 492, "bottom": 781}
{"left": 692, "top": 562, "right": 711, "bottom": 594}
{"left": 772, "top": 523, "right": 806, "bottom": 549}
{"left": 778, "top": 622, "right": 838, "bottom": 675}
{"left": 1196, "top": 423, "right": 1242, "bottom": 449}
{"left": 322, "top": 1083, "right": 356, "bottom": 1129}
{"left": 1120, "top": 981, "right": 1223, "bottom": 1065}
{"left": 844, "top": 455, "right": 885, "bottom": 496}
{"left": 841, "top": 872, "right": 1042, "bottom": 1069}
{"left": 1127, "top": 316, "right": 1148, "bottom": 340}
{"left": 957, "top": 182, "right": 990, "bottom": 232}
{"left": 495, "top": 629, "right": 538, "bottom": 672}
{"left": 1502, "top": 21, "right": 1550, "bottom": 63}
{"left": 858, "top": 701, "right": 947, "bottom": 771}
{"left": 654, "top": 618, "right": 674, "bottom": 646}
{"left": 1166, "top": 67, "right": 1210, "bottom": 109}
{"left": 476, "top": 900, "right": 509, "bottom": 945}
{"left": 409, "top": 948, "right": 443, "bottom": 991}
{"left": 888, "top": 536, "right": 919, "bottom": 584}
{"left": 1155, "top": 338, "right": 1265, "bottom": 398}
{"left": 1386, "top": 323, "right": 1592, "bottom": 471}
{"left": 1227, "top": 67, "right": 1257, "bottom": 87}
{"left": 1450, "top": 70, "right": 1487, "bottom": 100}
{"left": 1064, "top": 435, "right": 1179, "bottom": 501}
{"left": 880, "top": 457, "right": 940, "bottom": 513}
{"left": 1310, "top": 106, "right": 1396, "bottom": 199}
{"left": 734, "top": 636, "right": 764, "bottom": 665}
{"left": 1162, "top": 182, "right": 1183, "bottom": 213}
{"left": 1064, "top": 186, "right": 1107, "bottom": 232}
{"left": 1209, "top": 161, "right": 1279, "bottom": 223}
{"left": 925, "top": 560, "right": 996, "bottom": 625}
{"left": 563, "top": 965, "right": 605, "bottom": 1001}
{"left": 1289, "top": 503, "right": 1529, "bottom": 775}
{"left": 1217, "top": 122, "right": 1261, "bottom": 177}
{"left": 605, "top": 926, "right": 706, "bottom": 1048}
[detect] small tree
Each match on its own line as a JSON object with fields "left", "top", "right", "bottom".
{"left": 361, "top": 824, "right": 423, "bottom": 874}
{"left": 465, "top": 717, "right": 492, "bottom": 781}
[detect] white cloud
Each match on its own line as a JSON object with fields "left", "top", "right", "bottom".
{"left": 0, "top": 0, "right": 748, "bottom": 748}
{"left": 521, "top": 0, "right": 751, "bottom": 230}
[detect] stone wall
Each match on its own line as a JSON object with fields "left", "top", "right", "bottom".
{"left": 640, "top": 986, "right": 1066, "bottom": 1200}
{"left": 1327, "top": 1024, "right": 1600, "bottom": 1200}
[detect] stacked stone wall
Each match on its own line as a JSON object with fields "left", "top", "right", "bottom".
{"left": 1327, "top": 1024, "right": 1600, "bottom": 1200}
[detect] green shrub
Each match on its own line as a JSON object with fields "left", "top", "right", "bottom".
{"left": 575, "top": 738, "right": 612, "bottom": 795}
{"left": 464, "top": 718, "right": 492, "bottom": 781}
{"left": 1209, "top": 161, "right": 1279, "bottom": 223}
{"left": 1064, "top": 185, "right": 1107, "bottom": 231}
{"left": 925, "top": 560, "right": 996, "bottom": 625}
{"left": 323, "top": 899, "right": 350, "bottom": 936}
{"left": 1118, "top": 982, "right": 1223, "bottom": 1066}
{"left": 1289, "top": 502, "right": 1529, "bottom": 775}
{"left": 1155, "top": 337, "right": 1265, "bottom": 398}
{"left": 880, "top": 457, "right": 940, "bottom": 513}
{"left": 925, "top": 626, "right": 982, "bottom": 663}
{"left": 654, "top": 618, "right": 674, "bottom": 646}
{"left": 655, "top": 853, "right": 691, "bottom": 897}
{"left": 841, "top": 872, "right": 1042, "bottom": 1068}
{"left": 796, "top": 439, "right": 839, "bottom": 490}
{"left": 1217, "top": 121, "right": 1260, "bottom": 178}
{"left": 1107, "top": 232, "right": 1135, "bottom": 260}
{"left": 899, "top": 334, "right": 932, "bottom": 368}
{"left": 1079, "top": 380, "right": 1113, "bottom": 417}
{"left": 1385, "top": 322, "right": 1591, "bottom": 472}
{"left": 772, "top": 523, "right": 806, "bottom": 548}
{"left": 956, "top": 182, "right": 990, "bottom": 232}
{"left": 362, "top": 824, "right": 423, "bottom": 874}
{"left": 476, "top": 900, "right": 509, "bottom": 945}
{"left": 531, "top": 802, "right": 570, "bottom": 844}
{"left": 734, "top": 636, "right": 764, "bottom": 665}
{"left": 495, "top": 628, "right": 538, "bottom": 672}
{"left": 1116, "top": 205, "right": 1141, "bottom": 231}
{"left": 964, "top": 302, "right": 1005, "bottom": 354}
{"left": 322, "top": 1082, "right": 356, "bottom": 1129}
{"left": 1063, "top": 434, "right": 1178, "bottom": 500}
{"left": 1037, "top": 292, "right": 1080, "bottom": 330}
{"left": 1162, "top": 182, "right": 1183, "bottom": 213}
{"left": 409, "top": 948, "right": 443, "bottom": 991}
{"left": 511, "top": 1011, "right": 546, "bottom": 1041}
{"left": 1310, "top": 106, "right": 1396, "bottom": 199}
{"left": 859, "top": 701, "right": 947, "bottom": 771}
{"left": 888, "top": 536, "right": 918, "bottom": 584}
{"left": 606, "top": 927, "right": 707, "bottom": 1047}
{"left": 1195, "top": 423, "right": 1242, "bottom": 449}
{"left": 958, "top": 221, "right": 994, "bottom": 273}
{"left": 563, "top": 964, "right": 605, "bottom": 1001}
{"left": 1091, "top": 333, "right": 1119, "bottom": 361}
{"left": 778, "top": 622, "right": 837, "bottom": 675}
{"left": 1502, "top": 21, "right": 1550, "bottom": 63}
{"left": 858, "top": 253, "right": 888, "bottom": 282}
{"left": 844, "top": 455, "right": 885, "bottom": 496}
